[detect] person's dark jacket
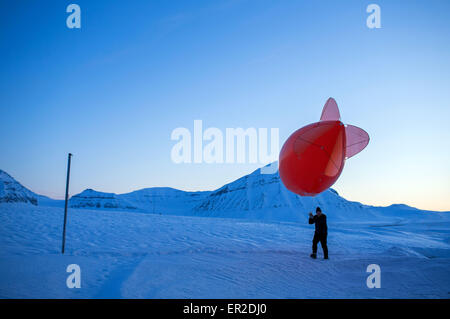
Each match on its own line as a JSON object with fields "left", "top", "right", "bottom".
{"left": 309, "top": 214, "right": 327, "bottom": 234}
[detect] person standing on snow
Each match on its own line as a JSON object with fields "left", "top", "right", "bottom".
{"left": 308, "top": 207, "right": 328, "bottom": 259}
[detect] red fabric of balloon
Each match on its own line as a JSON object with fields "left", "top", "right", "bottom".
{"left": 279, "top": 120, "right": 346, "bottom": 196}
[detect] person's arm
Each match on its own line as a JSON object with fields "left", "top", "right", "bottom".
{"left": 308, "top": 213, "right": 316, "bottom": 224}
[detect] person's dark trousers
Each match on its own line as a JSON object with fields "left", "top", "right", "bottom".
{"left": 312, "top": 232, "right": 328, "bottom": 258}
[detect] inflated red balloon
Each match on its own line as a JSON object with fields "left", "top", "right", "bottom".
{"left": 279, "top": 98, "right": 369, "bottom": 196}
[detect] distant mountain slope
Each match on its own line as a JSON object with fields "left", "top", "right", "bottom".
{"left": 64, "top": 166, "right": 443, "bottom": 223}
{"left": 68, "top": 187, "right": 211, "bottom": 214}
{"left": 0, "top": 167, "right": 447, "bottom": 223}
{"left": 120, "top": 187, "right": 211, "bottom": 215}
{"left": 70, "top": 189, "right": 137, "bottom": 210}
{"left": 0, "top": 170, "right": 38, "bottom": 205}
{"left": 192, "top": 167, "right": 373, "bottom": 222}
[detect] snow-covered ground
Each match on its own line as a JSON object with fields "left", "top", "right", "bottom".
{"left": 1, "top": 168, "right": 449, "bottom": 298}
{"left": 0, "top": 203, "right": 449, "bottom": 298}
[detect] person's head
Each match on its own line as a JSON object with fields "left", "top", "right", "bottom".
{"left": 316, "top": 207, "right": 322, "bottom": 216}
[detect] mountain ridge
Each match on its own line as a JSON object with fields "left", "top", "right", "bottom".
{"left": 0, "top": 167, "right": 447, "bottom": 223}
{"left": 0, "top": 169, "right": 38, "bottom": 205}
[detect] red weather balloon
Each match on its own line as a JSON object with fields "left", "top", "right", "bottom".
{"left": 279, "top": 98, "right": 369, "bottom": 196}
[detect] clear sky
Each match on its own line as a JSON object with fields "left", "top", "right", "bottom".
{"left": 1, "top": 0, "right": 449, "bottom": 211}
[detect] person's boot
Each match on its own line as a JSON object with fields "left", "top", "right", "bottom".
{"left": 310, "top": 253, "right": 317, "bottom": 259}
{"left": 324, "top": 255, "right": 329, "bottom": 260}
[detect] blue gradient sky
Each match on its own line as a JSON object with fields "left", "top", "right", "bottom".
{"left": 1, "top": 0, "right": 449, "bottom": 211}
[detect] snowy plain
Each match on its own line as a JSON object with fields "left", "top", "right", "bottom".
{"left": 0, "top": 203, "right": 449, "bottom": 298}
{"left": 0, "top": 167, "right": 449, "bottom": 298}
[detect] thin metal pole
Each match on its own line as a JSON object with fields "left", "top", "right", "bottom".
{"left": 61, "top": 153, "right": 72, "bottom": 254}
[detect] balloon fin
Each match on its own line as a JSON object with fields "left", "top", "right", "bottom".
{"left": 320, "top": 97, "right": 341, "bottom": 121}
{"left": 345, "top": 125, "right": 369, "bottom": 158}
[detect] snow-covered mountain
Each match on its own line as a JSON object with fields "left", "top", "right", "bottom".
{"left": 68, "top": 187, "right": 211, "bottom": 214}
{"left": 69, "top": 189, "right": 138, "bottom": 210}
{"left": 191, "top": 167, "right": 447, "bottom": 222}
{"left": 0, "top": 167, "right": 446, "bottom": 223}
{"left": 0, "top": 170, "right": 38, "bottom": 205}
{"left": 64, "top": 167, "right": 372, "bottom": 221}
{"left": 192, "top": 167, "right": 372, "bottom": 222}
{"left": 120, "top": 187, "right": 211, "bottom": 215}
